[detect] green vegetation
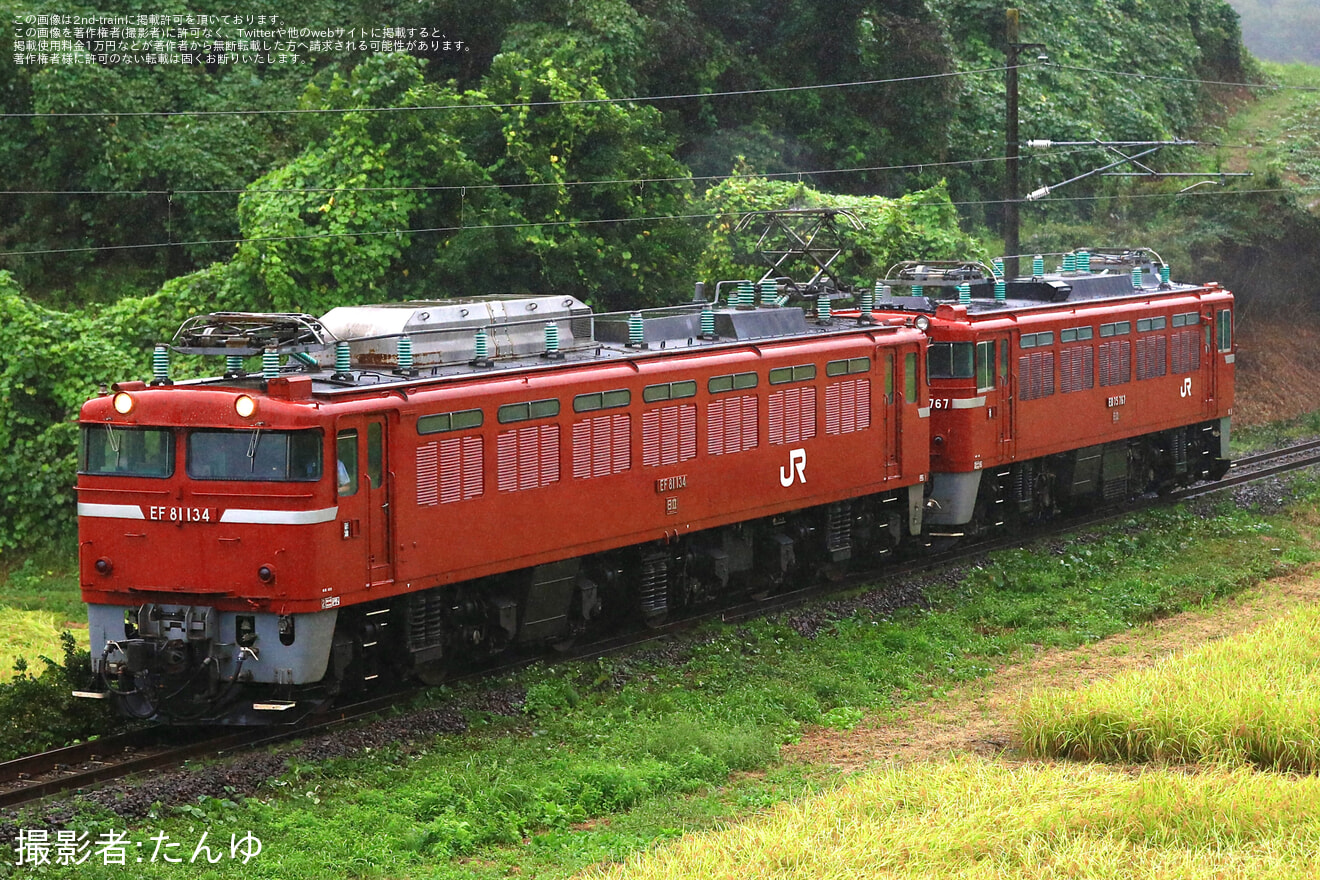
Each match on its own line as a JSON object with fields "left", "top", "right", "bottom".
{"left": 21, "top": 494, "right": 1316, "bottom": 878}
{"left": 1019, "top": 603, "right": 1320, "bottom": 771}
{"left": 583, "top": 758, "right": 1320, "bottom": 879}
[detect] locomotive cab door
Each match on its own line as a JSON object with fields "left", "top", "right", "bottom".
{"left": 336, "top": 416, "right": 394, "bottom": 587}
{"left": 995, "top": 335, "right": 1015, "bottom": 460}
{"left": 878, "top": 349, "right": 900, "bottom": 476}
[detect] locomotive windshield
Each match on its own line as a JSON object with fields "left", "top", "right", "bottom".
{"left": 927, "top": 342, "right": 975, "bottom": 379}
{"left": 80, "top": 426, "right": 174, "bottom": 477}
{"left": 186, "top": 429, "right": 322, "bottom": 481}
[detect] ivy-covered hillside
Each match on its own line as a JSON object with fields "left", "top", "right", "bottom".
{"left": 0, "top": 0, "right": 1271, "bottom": 549}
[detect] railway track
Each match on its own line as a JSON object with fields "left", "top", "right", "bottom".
{"left": 4, "top": 438, "right": 1319, "bottom": 814}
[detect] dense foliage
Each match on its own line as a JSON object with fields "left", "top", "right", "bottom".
{"left": 0, "top": 0, "right": 1274, "bottom": 551}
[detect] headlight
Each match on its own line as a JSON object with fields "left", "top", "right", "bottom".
{"left": 112, "top": 392, "right": 135, "bottom": 415}
{"left": 914, "top": 315, "right": 931, "bottom": 332}
{"left": 234, "top": 395, "right": 257, "bottom": 418}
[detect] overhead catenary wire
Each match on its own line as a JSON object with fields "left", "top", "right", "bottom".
{"left": 1, "top": 183, "right": 1312, "bottom": 261}
{"left": 0, "top": 147, "right": 1100, "bottom": 197}
{"left": 0, "top": 65, "right": 1007, "bottom": 120}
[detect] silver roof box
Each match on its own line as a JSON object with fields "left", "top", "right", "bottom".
{"left": 317, "top": 295, "right": 593, "bottom": 368}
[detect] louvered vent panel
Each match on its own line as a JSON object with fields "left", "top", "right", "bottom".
{"left": 417, "top": 442, "right": 439, "bottom": 506}
{"left": 461, "top": 437, "right": 482, "bottom": 499}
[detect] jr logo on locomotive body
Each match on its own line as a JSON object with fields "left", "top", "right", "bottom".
{"left": 779, "top": 449, "right": 807, "bottom": 487}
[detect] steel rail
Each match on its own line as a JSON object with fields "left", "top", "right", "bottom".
{"left": 4, "top": 438, "right": 1318, "bottom": 811}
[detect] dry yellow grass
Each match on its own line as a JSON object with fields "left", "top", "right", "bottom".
{"left": 583, "top": 758, "right": 1320, "bottom": 879}
{"left": 1018, "top": 605, "right": 1320, "bottom": 771}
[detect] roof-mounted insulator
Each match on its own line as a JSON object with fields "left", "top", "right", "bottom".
{"left": 1131, "top": 266, "right": 1143, "bottom": 289}
{"left": 543, "top": 321, "right": 564, "bottom": 360}
{"left": 1063, "top": 252, "right": 1077, "bottom": 273}
{"left": 1160, "top": 264, "right": 1171, "bottom": 285}
{"left": 396, "top": 334, "right": 415, "bottom": 376}
{"left": 151, "top": 344, "right": 172, "bottom": 386}
{"left": 1078, "top": 250, "right": 1091, "bottom": 273}
{"left": 1032, "top": 255, "right": 1045, "bottom": 277}
{"left": 858, "top": 285, "right": 875, "bottom": 324}
{"left": 471, "top": 327, "right": 492, "bottom": 367}
{"left": 817, "top": 296, "right": 832, "bottom": 325}
{"left": 911, "top": 284, "right": 924, "bottom": 298}
{"left": 759, "top": 279, "right": 777, "bottom": 307}
{"left": 225, "top": 354, "right": 245, "bottom": 377}
{"left": 262, "top": 347, "right": 280, "bottom": 380}
{"left": 992, "top": 257, "right": 1005, "bottom": 278}
{"left": 332, "top": 341, "right": 351, "bottom": 380}
{"left": 957, "top": 283, "right": 971, "bottom": 305}
{"left": 627, "top": 312, "right": 644, "bottom": 347}
{"left": 994, "top": 278, "right": 1007, "bottom": 302}
{"left": 735, "top": 281, "right": 755, "bottom": 310}
{"left": 699, "top": 304, "right": 717, "bottom": 340}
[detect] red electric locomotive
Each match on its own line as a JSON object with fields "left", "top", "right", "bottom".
{"left": 872, "top": 248, "right": 1234, "bottom": 537}
{"left": 77, "top": 291, "right": 930, "bottom": 723}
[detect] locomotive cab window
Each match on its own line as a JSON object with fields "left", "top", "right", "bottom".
{"left": 80, "top": 425, "right": 174, "bottom": 478}
{"left": 336, "top": 430, "right": 357, "bottom": 496}
{"left": 186, "top": 429, "right": 322, "bottom": 482}
{"left": 904, "top": 352, "right": 919, "bottom": 403}
{"left": 1217, "top": 309, "right": 1233, "bottom": 351}
{"left": 976, "top": 341, "right": 996, "bottom": 391}
{"left": 926, "top": 342, "right": 974, "bottom": 379}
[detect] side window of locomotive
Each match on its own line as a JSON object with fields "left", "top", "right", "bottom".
{"left": 976, "top": 341, "right": 996, "bottom": 391}
{"left": 883, "top": 352, "right": 895, "bottom": 404}
{"left": 367, "top": 423, "right": 383, "bottom": 490}
{"left": 187, "top": 430, "right": 322, "bottom": 481}
{"left": 926, "top": 342, "right": 974, "bottom": 379}
{"left": 904, "top": 352, "right": 918, "bottom": 403}
{"left": 337, "top": 430, "right": 358, "bottom": 496}
{"left": 80, "top": 426, "right": 174, "bottom": 478}
{"left": 1217, "top": 309, "right": 1233, "bottom": 352}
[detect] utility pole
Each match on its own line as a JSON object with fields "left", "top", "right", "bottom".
{"left": 1004, "top": 8, "right": 1020, "bottom": 279}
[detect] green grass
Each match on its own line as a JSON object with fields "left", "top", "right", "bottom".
{"left": 581, "top": 758, "right": 1320, "bottom": 880}
{"left": 14, "top": 492, "right": 1315, "bottom": 879}
{"left": 0, "top": 540, "right": 87, "bottom": 681}
{"left": 1232, "top": 408, "right": 1320, "bottom": 455}
{"left": 1019, "top": 602, "right": 1320, "bottom": 771}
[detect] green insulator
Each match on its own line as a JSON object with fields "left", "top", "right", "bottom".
{"left": 397, "top": 334, "right": 413, "bottom": 372}
{"left": 1131, "top": 266, "right": 1143, "bottom": 289}
{"left": 1032, "top": 254, "right": 1045, "bottom": 276}
{"left": 759, "top": 279, "right": 776, "bottom": 306}
{"left": 628, "top": 312, "right": 644, "bottom": 346}
{"left": 994, "top": 279, "right": 1007, "bottom": 302}
{"left": 859, "top": 287, "right": 875, "bottom": 316}
{"left": 262, "top": 347, "right": 280, "bottom": 379}
{"left": 911, "top": 284, "right": 924, "bottom": 298}
{"left": 1063, "top": 252, "right": 1077, "bottom": 273}
{"left": 957, "top": 283, "right": 971, "bottom": 305}
{"left": 736, "top": 280, "right": 754, "bottom": 308}
{"left": 817, "top": 296, "right": 832, "bottom": 323}
{"left": 992, "top": 258, "right": 1005, "bottom": 278}
{"left": 544, "top": 321, "right": 560, "bottom": 353}
{"left": 335, "top": 341, "right": 350, "bottom": 374}
{"left": 152, "top": 345, "right": 170, "bottom": 382}
{"left": 700, "top": 305, "right": 716, "bottom": 337}
{"left": 474, "top": 327, "right": 489, "bottom": 361}
{"left": 875, "top": 280, "right": 889, "bottom": 300}
{"left": 1160, "top": 264, "right": 1171, "bottom": 284}
{"left": 1078, "top": 251, "right": 1091, "bottom": 273}
{"left": 226, "top": 355, "right": 245, "bottom": 375}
